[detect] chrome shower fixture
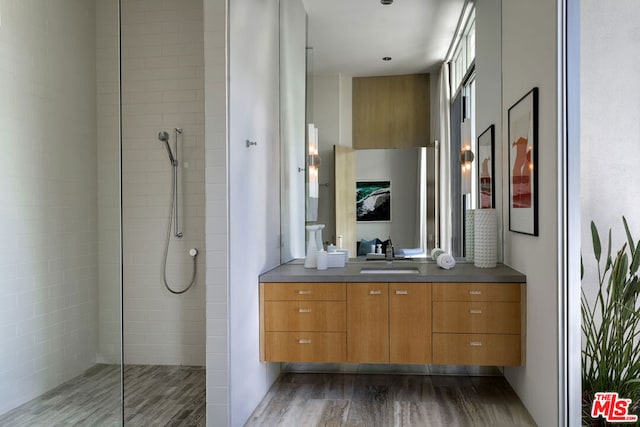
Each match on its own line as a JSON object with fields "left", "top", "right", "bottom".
{"left": 157, "top": 127, "right": 198, "bottom": 295}
{"left": 158, "top": 131, "right": 176, "bottom": 165}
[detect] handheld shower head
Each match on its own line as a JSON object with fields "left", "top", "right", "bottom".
{"left": 158, "top": 131, "right": 170, "bottom": 142}
{"left": 158, "top": 131, "right": 175, "bottom": 165}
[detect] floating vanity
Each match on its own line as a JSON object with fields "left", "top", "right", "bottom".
{"left": 259, "top": 260, "right": 526, "bottom": 367}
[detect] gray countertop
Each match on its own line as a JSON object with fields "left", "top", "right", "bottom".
{"left": 260, "top": 259, "right": 526, "bottom": 283}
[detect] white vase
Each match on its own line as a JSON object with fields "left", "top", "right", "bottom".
{"left": 474, "top": 209, "right": 497, "bottom": 268}
{"left": 304, "top": 224, "right": 323, "bottom": 268}
{"left": 465, "top": 209, "right": 475, "bottom": 261}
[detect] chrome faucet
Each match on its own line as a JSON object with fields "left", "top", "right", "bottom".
{"left": 385, "top": 236, "right": 394, "bottom": 261}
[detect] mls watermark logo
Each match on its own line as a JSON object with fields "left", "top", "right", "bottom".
{"left": 591, "top": 392, "right": 638, "bottom": 423}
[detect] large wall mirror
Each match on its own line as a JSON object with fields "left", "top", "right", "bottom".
{"left": 281, "top": 0, "right": 504, "bottom": 263}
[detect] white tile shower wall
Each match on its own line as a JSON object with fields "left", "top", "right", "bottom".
{"left": 96, "top": 0, "right": 122, "bottom": 364}
{"left": 204, "top": 0, "right": 229, "bottom": 424}
{"left": 121, "top": 0, "right": 206, "bottom": 366}
{"left": 0, "top": 0, "right": 99, "bottom": 415}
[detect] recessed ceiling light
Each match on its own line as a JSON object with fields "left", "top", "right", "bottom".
{"left": 382, "top": 57, "right": 392, "bottom": 61}
{"left": 381, "top": 0, "right": 393, "bottom": 4}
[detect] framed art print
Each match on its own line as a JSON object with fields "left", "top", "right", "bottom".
{"left": 356, "top": 180, "right": 391, "bottom": 222}
{"left": 477, "top": 124, "right": 495, "bottom": 209}
{"left": 508, "top": 87, "right": 539, "bottom": 236}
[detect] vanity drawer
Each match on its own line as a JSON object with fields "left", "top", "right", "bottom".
{"left": 265, "top": 332, "right": 347, "bottom": 362}
{"left": 432, "top": 302, "right": 521, "bottom": 334}
{"left": 264, "top": 301, "right": 346, "bottom": 332}
{"left": 432, "top": 283, "right": 521, "bottom": 302}
{"left": 263, "top": 282, "right": 345, "bottom": 301}
{"left": 432, "top": 333, "right": 521, "bottom": 366}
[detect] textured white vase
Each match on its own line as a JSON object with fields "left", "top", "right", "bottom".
{"left": 465, "top": 209, "right": 475, "bottom": 261}
{"left": 304, "top": 225, "right": 322, "bottom": 268}
{"left": 474, "top": 209, "right": 497, "bottom": 268}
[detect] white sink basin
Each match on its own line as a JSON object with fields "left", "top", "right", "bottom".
{"left": 360, "top": 267, "right": 420, "bottom": 275}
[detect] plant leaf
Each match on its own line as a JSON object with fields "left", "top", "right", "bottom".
{"left": 605, "top": 229, "right": 613, "bottom": 272}
{"left": 630, "top": 244, "right": 640, "bottom": 276}
{"left": 591, "top": 221, "right": 601, "bottom": 262}
{"left": 623, "top": 216, "right": 636, "bottom": 254}
{"left": 581, "top": 217, "right": 640, "bottom": 427}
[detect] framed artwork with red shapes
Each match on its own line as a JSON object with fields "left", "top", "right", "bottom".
{"left": 508, "top": 87, "right": 538, "bottom": 236}
{"left": 477, "top": 124, "right": 495, "bottom": 209}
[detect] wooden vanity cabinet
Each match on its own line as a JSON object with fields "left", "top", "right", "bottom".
{"left": 260, "top": 282, "right": 347, "bottom": 363}
{"left": 389, "top": 283, "right": 431, "bottom": 364}
{"left": 432, "top": 283, "right": 525, "bottom": 366}
{"left": 347, "top": 283, "right": 389, "bottom": 363}
{"left": 260, "top": 281, "right": 524, "bottom": 367}
{"left": 346, "top": 282, "right": 432, "bottom": 364}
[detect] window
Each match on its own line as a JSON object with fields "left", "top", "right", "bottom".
{"left": 450, "top": 9, "right": 475, "bottom": 93}
{"left": 447, "top": 5, "right": 476, "bottom": 257}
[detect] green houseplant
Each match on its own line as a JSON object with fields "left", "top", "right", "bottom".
{"left": 582, "top": 217, "right": 640, "bottom": 425}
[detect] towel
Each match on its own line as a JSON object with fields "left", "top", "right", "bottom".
{"left": 431, "top": 248, "right": 445, "bottom": 260}
{"left": 396, "top": 248, "right": 423, "bottom": 256}
{"left": 436, "top": 253, "right": 456, "bottom": 270}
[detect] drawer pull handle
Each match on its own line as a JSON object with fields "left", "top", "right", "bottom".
{"left": 369, "top": 290, "right": 382, "bottom": 295}
{"left": 298, "top": 308, "right": 312, "bottom": 313}
{"left": 297, "top": 290, "right": 312, "bottom": 295}
{"left": 469, "top": 341, "right": 483, "bottom": 347}
{"left": 298, "top": 339, "right": 312, "bottom": 344}
{"left": 395, "top": 290, "right": 408, "bottom": 295}
{"left": 469, "top": 309, "right": 483, "bottom": 314}
{"left": 469, "top": 290, "right": 482, "bottom": 296}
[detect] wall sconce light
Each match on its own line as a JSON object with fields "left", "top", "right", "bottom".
{"left": 308, "top": 123, "right": 320, "bottom": 199}
{"left": 460, "top": 119, "right": 473, "bottom": 195}
{"left": 460, "top": 148, "right": 474, "bottom": 171}
{"left": 306, "top": 124, "right": 320, "bottom": 222}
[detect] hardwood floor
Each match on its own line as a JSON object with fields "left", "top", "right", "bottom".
{"left": 123, "top": 365, "right": 205, "bottom": 426}
{"left": 0, "top": 364, "right": 535, "bottom": 426}
{"left": 245, "top": 372, "right": 537, "bottom": 427}
{"left": 0, "top": 364, "right": 205, "bottom": 427}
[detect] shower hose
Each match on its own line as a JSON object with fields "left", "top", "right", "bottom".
{"left": 162, "top": 159, "right": 198, "bottom": 295}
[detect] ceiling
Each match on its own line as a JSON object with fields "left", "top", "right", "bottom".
{"left": 301, "top": 0, "right": 466, "bottom": 77}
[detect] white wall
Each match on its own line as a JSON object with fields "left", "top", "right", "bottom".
{"left": 0, "top": 0, "right": 99, "bottom": 415}
{"left": 228, "top": 0, "right": 283, "bottom": 425}
{"left": 501, "top": 1, "right": 559, "bottom": 426}
{"left": 475, "top": 0, "right": 503, "bottom": 262}
{"left": 313, "top": 74, "right": 341, "bottom": 244}
{"left": 280, "top": 0, "right": 307, "bottom": 261}
{"left": 356, "top": 149, "right": 419, "bottom": 249}
{"left": 120, "top": 0, "right": 206, "bottom": 366}
{"left": 309, "top": 73, "right": 354, "bottom": 246}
